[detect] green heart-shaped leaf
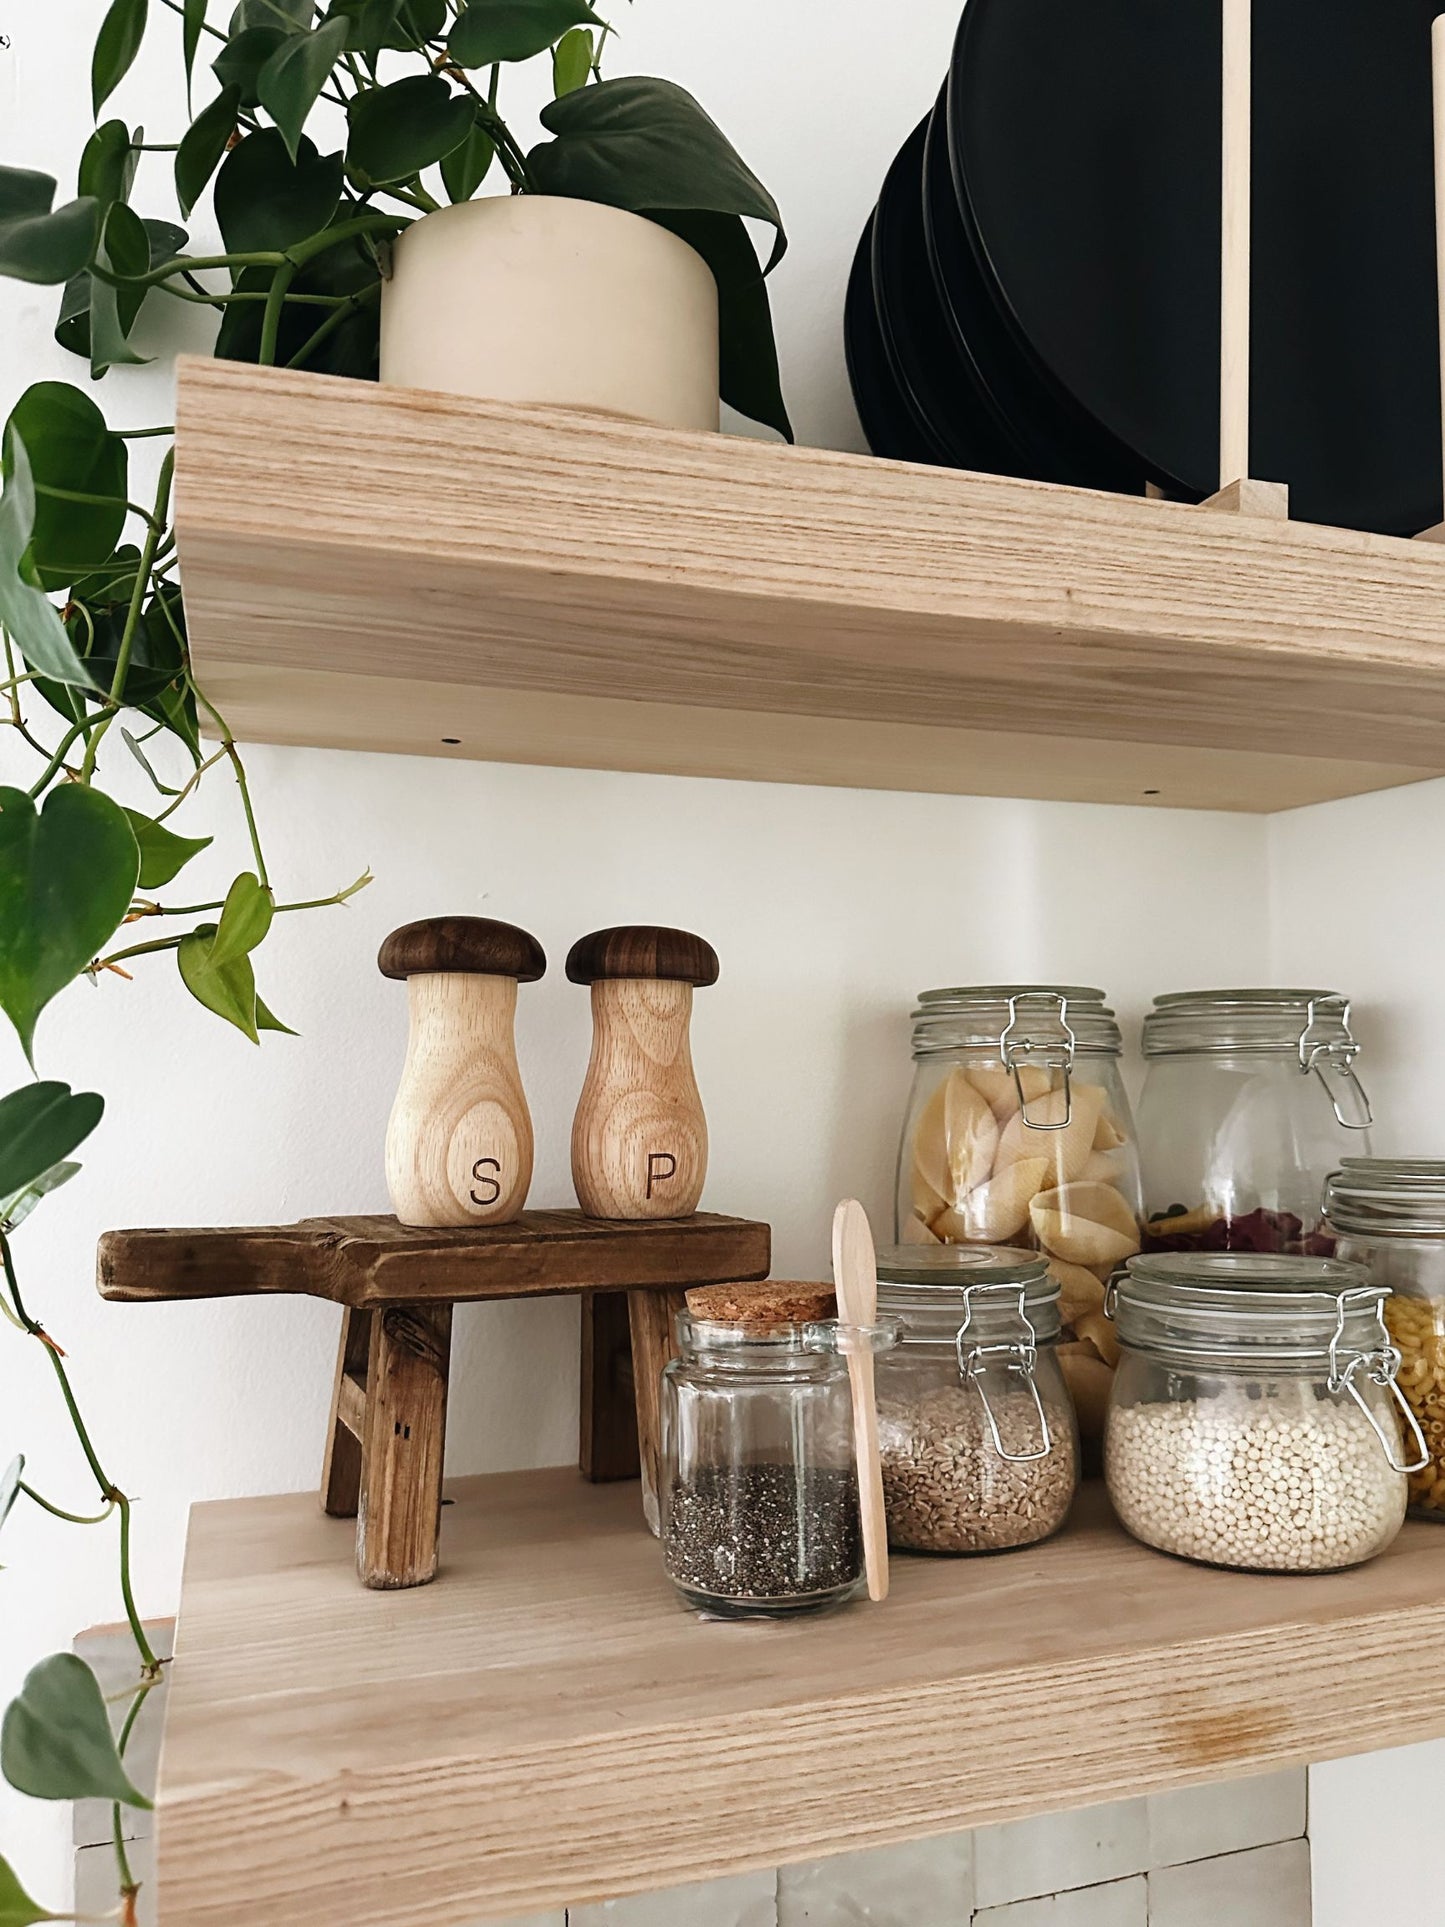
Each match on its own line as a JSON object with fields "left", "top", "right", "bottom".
{"left": 324, "top": 0, "right": 442, "bottom": 53}
{"left": 531, "top": 76, "right": 786, "bottom": 270}
{"left": 0, "top": 1849, "right": 59, "bottom": 1927}
{"left": 3, "top": 383, "right": 128, "bottom": 591}
{"left": 0, "top": 438, "right": 96, "bottom": 690}
{"left": 0, "top": 1161, "right": 81, "bottom": 1232}
{"left": 89, "top": 202, "right": 152, "bottom": 377}
{"left": 209, "top": 871, "right": 274, "bottom": 966}
{"left": 0, "top": 787, "right": 139, "bottom": 1063}
{"left": 259, "top": 16, "right": 350, "bottom": 161}
{"left": 176, "top": 86, "right": 241, "bottom": 218}
{"left": 440, "top": 115, "right": 494, "bottom": 202}
{"left": 123, "top": 808, "right": 212, "bottom": 889}
{"left": 0, "top": 1082, "right": 103, "bottom": 1197}
{"left": 92, "top": 0, "right": 150, "bottom": 116}
{"left": 449, "top": 0, "right": 600, "bottom": 68}
{"left": 0, "top": 168, "right": 100, "bottom": 286}
{"left": 178, "top": 924, "right": 259, "bottom": 1042}
{"left": 214, "top": 129, "right": 343, "bottom": 252}
{"left": 552, "top": 26, "right": 592, "bottom": 97}
{"left": 1, "top": 1655, "right": 151, "bottom": 1807}
{"left": 346, "top": 76, "right": 473, "bottom": 184}
{"left": 212, "top": 24, "right": 288, "bottom": 106}
{"left": 77, "top": 120, "right": 139, "bottom": 211}
{"left": 0, "top": 1459, "right": 22, "bottom": 1539}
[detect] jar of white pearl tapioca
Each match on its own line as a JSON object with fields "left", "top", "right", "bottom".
{"left": 1104, "top": 1253, "right": 1425, "bottom": 1573}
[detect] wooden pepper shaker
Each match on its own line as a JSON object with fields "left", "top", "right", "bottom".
{"left": 567, "top": 925, "right": 718, "bottom": 1220}
{"left": 379, "top": 916, "right": 545, "bottom": 1227}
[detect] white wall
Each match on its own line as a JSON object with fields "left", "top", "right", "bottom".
{"left": 0, "top": 2, "right": 1430, "bottom": 1919}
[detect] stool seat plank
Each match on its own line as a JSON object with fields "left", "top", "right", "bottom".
{"left": 97, "top": 1209, "right": 770, "bottom": 1309}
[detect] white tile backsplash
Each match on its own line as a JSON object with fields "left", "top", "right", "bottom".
{"left": 567, "top": 1870, "right": 777, "bottom": 1927}
{"left": 973, "top": 1800, "right": 1150, "bottom": 1907}
{"left": 777, "top": 1831, "right": 973, "bottom": 1924}
{"left": 973, "top": 1875, "right": 1149, "bottom": 1927}
{"left": 1146, "top": 1840, "right": 1311, "bottom": 1927}
{"left": 1146, "top": 1771, "right": 1306, "bottom": 1869}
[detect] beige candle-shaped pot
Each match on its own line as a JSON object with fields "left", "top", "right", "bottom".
{"left": 568, "top": 925, "right": 719, "bottom": 1220}
{"left": 380, "top": 917, "right": 545, "bottom": 1227}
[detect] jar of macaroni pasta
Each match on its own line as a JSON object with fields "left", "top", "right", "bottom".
{"left": 1105, "top": 1252, "right": 1422, "bottom": 1572}
{"left": 1326, "top": 1159, "right": 1445, "bottom": 1521}
{"left": 1138, "top": 990, "right": 1372, "bottom": 1255}
{"left": 894, "top": 986, "right": 1142, "bottom": 1444}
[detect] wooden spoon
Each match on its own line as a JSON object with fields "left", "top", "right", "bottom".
{"left": 831, "top": 1198, "right": 890, "bottom": 1603}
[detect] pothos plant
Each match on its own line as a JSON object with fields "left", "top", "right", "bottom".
{"left": 0, "top": 2, "right": 790, "bottom": 1922}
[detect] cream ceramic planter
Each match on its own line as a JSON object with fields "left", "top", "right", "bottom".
{"left": 380, "top": 194, "right": 720, "bottom": 431}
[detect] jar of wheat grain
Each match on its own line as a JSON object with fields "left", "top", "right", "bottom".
{"left": 873, "top": 1246, "right": 1080, "bottom": 1554}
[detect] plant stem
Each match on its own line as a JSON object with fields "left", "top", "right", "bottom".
{"left": 26, "top": 712, "right": 97, "bottom": 796}
{"left": 257, "top": 261, "right": 297, "bottom": 366}
{"left": 117, "top": 425, "right": 176, "bottom": 438}
{"left": 102, "top": 450, "right": 175, "bottom": 714}
{"left": 189, "top": 686, "right": 269, "bottom": 886}
{"left": 0, "top": 1235, "right": 158, "bottom": 1672}
{"left": 32, "top": 484, "right": 165, "bottom": 535}
{"left": 286, "top": 281, "right": 381, "bottom": 370}
{"left": 20, "top": 1481, "right": 117, "bottom": 1526}
{"left": 154, "top": 747, "right": 227, "bottom": 820}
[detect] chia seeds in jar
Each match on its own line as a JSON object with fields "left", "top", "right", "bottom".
{"left": 873, "top": 1246, "right": 1081, "bottom": 1555}
{"left": 658, "top": 1282, "right": 893, "bottom": 1619}
{"left": 1104, "top": 1252, "right": 1424, "bottom": 1573}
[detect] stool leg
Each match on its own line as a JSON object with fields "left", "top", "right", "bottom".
{"left": 358, "top": 1303, "right": 452, "bottom": 1590}
{"left": 627, "top": 1287, "right": 687, "bottom": 1535}
{"left": 580, "top": 1290, "right": 640, "bottom": 1483}
{"left": 321, "top": 1306, "right": 373, "bottom": 1518}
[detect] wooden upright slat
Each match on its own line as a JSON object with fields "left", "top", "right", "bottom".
{"left": 168, "top": 358, "right": 1445, "bottom": 813}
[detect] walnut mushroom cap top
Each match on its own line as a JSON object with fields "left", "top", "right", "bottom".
{"left": 565, "top": 925, "right": 720, "bottom": 987}
{"left": 378, "top": 916, "right": 546, "bottom": 983}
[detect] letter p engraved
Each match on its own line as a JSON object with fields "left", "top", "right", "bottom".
{"left": 470, "top": 1156, "right": 502, "bottom": 1206}
{"left": 645, "top": 1151, "right": 678, "bottom": 1199}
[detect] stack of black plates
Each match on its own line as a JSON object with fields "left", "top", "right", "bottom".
{"left": 847, "top": 0, "right": 1445, "bottom": 535}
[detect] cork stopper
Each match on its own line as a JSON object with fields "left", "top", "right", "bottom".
{"left": 685, "top": 1280, "right": 837, "bottom": 1330}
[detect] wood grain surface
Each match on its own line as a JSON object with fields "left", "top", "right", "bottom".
{"left": 384, "top": 973, "right": 534, "bottom": 1226}
{"left": 172, "top": 359, "right": 1445, "bottom": 812}
{"left": 572, "top": 981, "right": 707, "bottom": 1220}
{"left": 156, "top": 1472, "right": 1445, "bottom": 1927}
{"left": 97, "top": 1211, "right": 771, "bottom": 1308}
{"left": 378, "top": 916, "right": 546, "bottom": 981}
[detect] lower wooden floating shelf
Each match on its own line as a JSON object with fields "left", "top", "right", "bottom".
{"left": 159, "top": 1470, "right": 1445, "bottom": 1927}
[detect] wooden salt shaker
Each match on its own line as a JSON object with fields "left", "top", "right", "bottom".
{"left": 380, "top": 916, "right": 545, "bottom": 1227}
{"left": 567, "top": 925, "right": 718, "bottom": 1220}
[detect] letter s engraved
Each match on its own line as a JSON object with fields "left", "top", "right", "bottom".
{"left": 470, "top": 1157, "right": 502, "bottom": 1206}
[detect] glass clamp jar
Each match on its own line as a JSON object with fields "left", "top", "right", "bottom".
{"left": 1104, "top": 1252, "right": 1424, "bottom": 1573}
{"left": 1139, "top": 989, "right": 1373, "bottom": 1257}
{"left": 1325, "top": 1159, "right": 1445, "bottom": 1521}
{"left": 873, "top": 1246, "right": 1080, "bottom": 1555}
{"left": 659, "top": 1284, "right": 897, "bottom": 1619}
{"left": 894, "top": 986, "right": 1143, "bottom": 1445}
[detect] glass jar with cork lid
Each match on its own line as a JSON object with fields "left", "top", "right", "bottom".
{"left": 658, "top": 1281, "right": 895, "bottom": 1618}
{"left": 872, "top": 1246, "right": 1080, "bottom": 1555}
{"left": 893, "top": 986, "right": 1143, "bottom": 1443}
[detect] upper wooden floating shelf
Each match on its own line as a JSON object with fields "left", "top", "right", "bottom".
{"left": 174, "top": 358, "right": 1445, "bottom": 813}
{"left": 159, "top": 1472, "right": 1445, "bottom": 1927}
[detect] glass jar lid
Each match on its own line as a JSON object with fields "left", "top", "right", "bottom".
{"left": 876, "top": 1244, "right": 1061, "bottom": 1342}
{"left": 911, "top": 985, "right": 1122, "bottom": 1058}
{"left": 1324, "top": 1159, "right": 1445, "bottom": 1238}
{"left": 1109, "top": 1251, "right": 1387, "bottom": 1363}
{"left": 1141, "top": 987, "right": 1353, "bottom": 1056}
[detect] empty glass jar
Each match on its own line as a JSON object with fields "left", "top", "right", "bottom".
{"left": 659, "top": 1300, "right": 893, "bottom": 1618}
{"left": 873, "top": 1246, "right": 1080, "bottom": 1555}
{"left": 1138, "top": 989, "right": 1373, "bottom": 1256}
{"left": 1326, "top": 1159, "right": 1445, "bottom": 1521}
{"left": 1105, "top": 1252, "right": 1422, "bottom": 1572}
{"left": 894, "top": 986, "right": 1142, "bottom": 1446}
